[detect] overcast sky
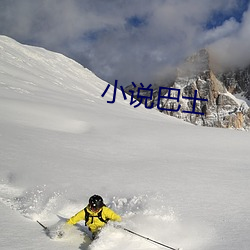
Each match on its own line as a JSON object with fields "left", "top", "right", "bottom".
{"left": 0, "top": 0, "right": 249, "bottom": 86}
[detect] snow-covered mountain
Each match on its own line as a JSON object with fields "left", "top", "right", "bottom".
{"left": 0, "top": 36, "right": 250, "bottom": 250}
{"left": 125, "top": 49, "right": 250, "bottom": 130}
{"left": 169, "top": 49, "right": 250, "bottom": 129}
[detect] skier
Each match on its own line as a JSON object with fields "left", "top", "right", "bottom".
{"left": 66, "top": 194, "right": 121, "bottom": 239}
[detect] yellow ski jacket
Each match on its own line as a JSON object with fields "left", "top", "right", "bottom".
{"left": 67, "top": 206, "right": 121, "bottom": 233}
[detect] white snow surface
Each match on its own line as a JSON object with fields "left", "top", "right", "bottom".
{"left": 0, "top": 36, "right": 250, "bottom": 250}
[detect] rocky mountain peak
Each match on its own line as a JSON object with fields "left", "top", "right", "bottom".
{"left": 125, "top": 48, "right": 250, "bottom": 130}
{"left": 161, "top": 49, "right": 250, "bottom": 129}
{"left": 177, "top": 48, "right": 210, "bottom": 78}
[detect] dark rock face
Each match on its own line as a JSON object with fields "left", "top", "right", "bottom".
{"left": 216, "top": 66, "right": 250, "bottom": 100}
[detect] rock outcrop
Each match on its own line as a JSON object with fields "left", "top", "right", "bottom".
{"left": 216, "top": 66, "right": 250, "bottom": 100}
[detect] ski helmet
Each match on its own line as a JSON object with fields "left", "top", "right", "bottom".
{"left": 89, "top": 195, "right": 104, "bottom": 210}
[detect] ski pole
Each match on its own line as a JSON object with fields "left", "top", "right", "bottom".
{"left": 122, "top": 227, "right": 180, "bottom": 250}
{"left": 37, "top": 220, "right": 48, "bottom": 231}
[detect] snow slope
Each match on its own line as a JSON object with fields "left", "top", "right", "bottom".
{"left": 0, "top": 36, "right": 250, "bottom": 250}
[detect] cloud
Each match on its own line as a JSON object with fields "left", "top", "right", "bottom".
{"left": 209, "top": 3, "right": 250, "bottom": 69}
{"left": 200, "top": 18, "right": 240, "bottom": 45}
{"left": 0, "top": 0, "right": 249, "bottom": 85}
